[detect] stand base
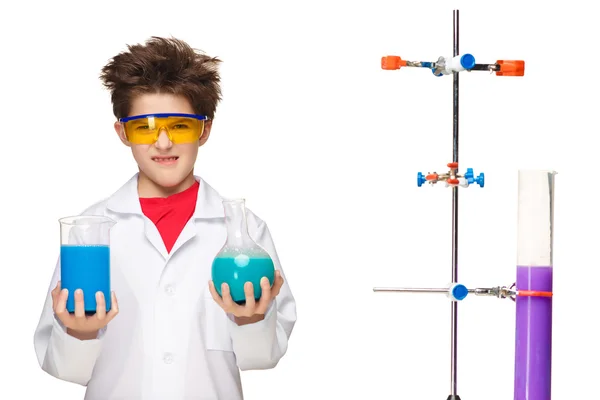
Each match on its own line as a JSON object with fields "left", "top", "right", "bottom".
{"left": 446, "top": 396, "right": 461, "bottom": 400}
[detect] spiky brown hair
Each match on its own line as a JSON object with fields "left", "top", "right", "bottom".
{"left": 99, "top": 36, "right": 222, "bottom": 120}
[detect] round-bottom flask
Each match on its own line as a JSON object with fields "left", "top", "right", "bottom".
{"left": 211, "top": 199, "right": 275, "bottom": 304}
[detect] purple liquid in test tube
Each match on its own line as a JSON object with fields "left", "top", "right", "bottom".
{"left": 514, "top": 170, "right": 556, "bottom": 400}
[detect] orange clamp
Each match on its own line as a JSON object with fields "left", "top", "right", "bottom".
{"left": 426, "top": 173, "right": 439, "bottom": 181}
{"left": 447, "top": 178, "right": 460, "bottom": 185}
{"left": 496, "top": 60, "right": 525, "bottom": 76}
{"left": 447, "top": 162, "right": 458, "bottom": 169}
{"left": 517, "top": 290, "right": 552, "bottom": 297}
{"left": 381, "top": 56, "right": 407, "bottom": 70}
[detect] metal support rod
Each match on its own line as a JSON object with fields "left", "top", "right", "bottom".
{"left": 472, "top": 63, "right": 500, "bottom": 71}
{"left": 372, "top": 287, "right": 450, "bottom": 293}
{"left": 372, "top": 285, "right": 518, "bottom": 298}
{"left": 450, "top": 8, "right": 460, "bottom": 400}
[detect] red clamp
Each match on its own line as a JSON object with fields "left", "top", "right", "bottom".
{"left": 517, "top": 290, "right": 553, "bottom": 297}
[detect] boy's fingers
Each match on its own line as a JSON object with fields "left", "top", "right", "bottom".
{"left": 110, "top": 291, "right": 119, "bottom": 314}
{"left": 105, "top": 292, "right": 119, "bottom": 323}
{"left": 221, "top": 284, "right": 243, "bottom": 315}
{"left": 55, "top": 289, "right": 68, "bottom": 313}
{"left": 243, "top": 282, "right": 256, "bottom": 312}
{"left": 270, "top": 272, "right": 284, "bottom": 297}
{"left": 95, "top": 292, "right": 106, "bottom": 320}
{"left": 256, "top": 277, "right": 272, "bottom": 314}
{"left": 51, "top": 281, "right": 62, "bottom": 306}
{"left": 51, "top": 281, "right": 61, "bottom": 296}
{"left": 208, "top": 281, "right": 225, "bottom": 308}
{"left": 55, "top": 289, "right": 73, "bottom": 326}
{"left": 74, "top": 289, "right": 85, "bottom": 319}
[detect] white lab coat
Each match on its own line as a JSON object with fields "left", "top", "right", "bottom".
{"left": 33, "top": 173, "right": 297, "bottom": 400}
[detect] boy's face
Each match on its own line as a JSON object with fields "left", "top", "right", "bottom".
{"left": 114, "top": 93, "right": 211, "bottom": 190}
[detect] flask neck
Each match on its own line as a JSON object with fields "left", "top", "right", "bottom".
{"left": 223, "top": 200, "right": 251, "bottom": 247}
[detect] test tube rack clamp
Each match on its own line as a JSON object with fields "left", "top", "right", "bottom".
{"left": 373, "top": 10, "right": 554, "bottom": 400}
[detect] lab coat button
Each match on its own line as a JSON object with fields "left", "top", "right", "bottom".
{"left": 165, "top": 284, "right": 175, "bottom": 296}
{"left": 163, "top": 353, "right": 174, "bottom": 364}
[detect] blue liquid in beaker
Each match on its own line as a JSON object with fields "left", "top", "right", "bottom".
{"left": 60, "top": 244, "right": 111, "bottom": 314}
{"left": 212, "top": 254, "right": 275, "bottom": 304}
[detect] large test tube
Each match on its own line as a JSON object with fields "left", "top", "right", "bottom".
{"left": 514, "top": 170, "right": 556, "bottom": 400}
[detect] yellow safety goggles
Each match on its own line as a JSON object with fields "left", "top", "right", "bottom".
{"left": 119, "top": 113, "right": 209, "bottom": 145}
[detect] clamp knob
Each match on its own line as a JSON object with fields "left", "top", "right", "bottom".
{"left": 381, "top": 56, "right": 407, "bottom": 70}
{"left": 448, "top": 283, "right": 469, "bottom": 301}
{"left": 417, "top": 172, "right": 426, "bottom": 187}
{"left": 476, "top": 173, "right": 485, "bottom": 187}
{"left": 496, "top": 60, "right": 525, "bottom": 76}
{"left": 464, "top": 168, "right": 485, "bottom": 188}
{"left": 459, "top": 54, "right": 476, "bottom": 70}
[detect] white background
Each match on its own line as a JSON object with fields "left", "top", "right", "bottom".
{"left": 1, "top": 0, "right": 597, "bottom": 399}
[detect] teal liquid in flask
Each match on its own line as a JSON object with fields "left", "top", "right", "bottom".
{"left": 211, "top": 199, "right": 275, "bottom": 305}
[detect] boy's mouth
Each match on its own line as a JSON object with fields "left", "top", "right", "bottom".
{"left": 152, "top": 156, "right": 179, "bottom": 165}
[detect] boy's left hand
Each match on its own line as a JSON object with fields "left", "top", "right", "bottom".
{"left": 209, "top": 270, "right": 284, "bottom": 324}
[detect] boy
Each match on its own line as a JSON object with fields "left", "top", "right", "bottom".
{"left": 33, "top": 36, "right": 297, "bottom": 400}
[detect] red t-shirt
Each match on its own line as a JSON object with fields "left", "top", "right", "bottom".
{"left": 139, "top": 181, "right": 200, "bottom": 253}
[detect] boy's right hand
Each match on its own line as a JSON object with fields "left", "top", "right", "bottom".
{"left": 51, "top": 281, "right": 119, "bottom": 340}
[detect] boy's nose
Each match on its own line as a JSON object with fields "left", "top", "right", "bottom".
{"left": 155, "top": 129, "right": 173, "bottom": 148}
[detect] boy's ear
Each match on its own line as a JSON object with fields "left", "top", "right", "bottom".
{"left": 199, "top": 120, "right": 212, "bottom": 147}
{"left": 114, "top": 121, "right": 131, "bottom": 147}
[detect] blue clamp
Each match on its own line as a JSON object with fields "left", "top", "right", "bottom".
{"left": 464, "top": 168, "right": 485, "bottom": 187}
{"left": 451, "top": 284, "right": 469, "bottom": 301}
{"left": 460, "top": 53, "right": 476, "bottom": 70}
{"left": 417, "top": 172, "right": 426, "bottom": 187}
{"left": 431, "top": 53, "right": 475, "bottom": 76}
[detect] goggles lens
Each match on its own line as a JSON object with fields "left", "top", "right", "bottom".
{"left": 120, "top": 113, "right": 208, "bottom": 144}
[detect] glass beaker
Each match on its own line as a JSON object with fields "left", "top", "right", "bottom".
{"left": 59, "top": 215, "right": 116, "bottom": 314}
{"left": 211, "top": 199, "right": 275, "bottom": 305}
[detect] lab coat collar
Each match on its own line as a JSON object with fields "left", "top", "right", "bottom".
{"left": 106, "top": 173, "right": 225, "bottom": 219}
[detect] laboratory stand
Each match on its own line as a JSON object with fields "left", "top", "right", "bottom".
{"left": 373, "top": 10, "right": 554, "bottom": 400}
